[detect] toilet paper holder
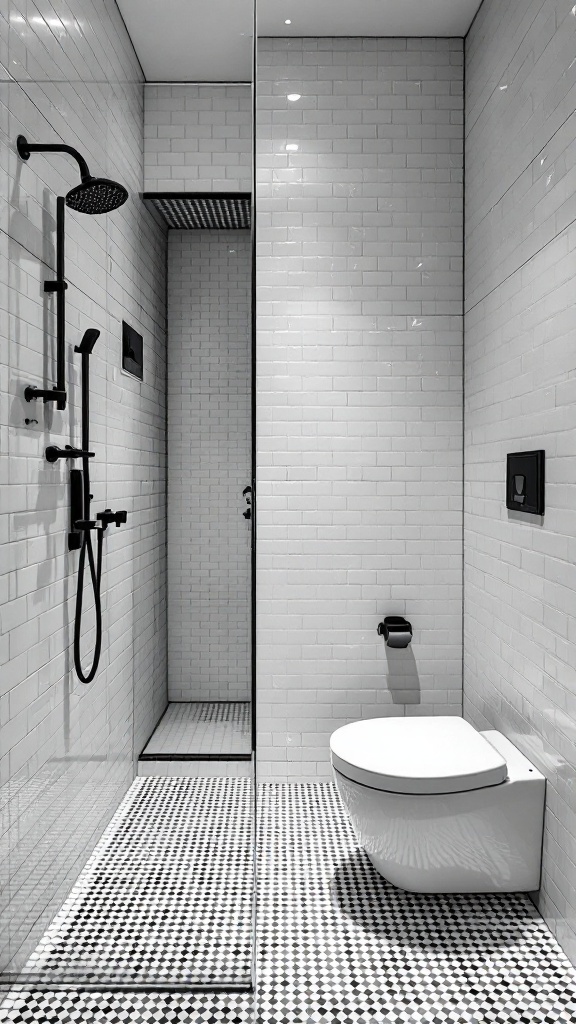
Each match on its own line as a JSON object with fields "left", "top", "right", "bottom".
{"left": 377, "top": 616, "right": 413, "bottom": 649}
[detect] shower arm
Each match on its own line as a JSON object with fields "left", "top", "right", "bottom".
{"left": 17, "top": 136, "right": 91, "bottom": 181}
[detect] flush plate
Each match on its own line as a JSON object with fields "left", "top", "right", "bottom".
{"left": 506, "top": 450, "right": 545, "bottom": 516}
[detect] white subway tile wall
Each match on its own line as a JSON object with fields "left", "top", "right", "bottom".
{"left": 144, "top": 85, "right": 252, "bottom": 193}
{"left": 167, "top": 231, "right": 252, "bottom": 702}
{"left": 256, "top": 38, "right": 464, "bottom": 782}
{"left": 465, "top": 0, "right": 576, "bottom": 967}
{"left": 0, "top": 0, "right": 167, "bottom": 973}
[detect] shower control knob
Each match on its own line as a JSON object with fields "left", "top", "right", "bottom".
{"left": 46, "top": 445, "right": 94, "bottom": 462}
{"left": 96, "top": 509, "right": 128, "bottom": 528}
{"left": 25, "top": 386, "right": 67, "bottom": 404}
{"left": 243, "top": 508, "right": 251, "bottom": 520}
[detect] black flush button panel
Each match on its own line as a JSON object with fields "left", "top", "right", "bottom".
{"left": 122, "top": 321, "right": 143, "bottom": 380}
{"left": 506, "top": 450, "right": 545, "bottom": 515}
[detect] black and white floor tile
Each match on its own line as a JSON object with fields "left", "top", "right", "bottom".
{"left": 3, "top": 782, "right": 576, "bottom": 1024}
{"left": 141, "top": 702, "right": 251, "bottom": 758}
{"left": 257, "top": 783, "right": 576, "bottom": 1024}
{"left": 17, "top": 777, "right": 253, "bottom": 987}
{"left": 0, "top": 990, "right": 253, "bottom": 1024}
{"left": 0, "top": 759, "right": 131, "bottom": 977}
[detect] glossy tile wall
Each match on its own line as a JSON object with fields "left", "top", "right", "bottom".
{"left": 167, "top": 230, "right": 252, "bottom": 702}
{"left": 464, "top": 0, "right": 576, "bottom": 966}
{"left": 0, "top": 0, "right": 167, "bottom": 974}
{"left": 256, "top": 38, "right": 464, "bottom": 782}
{"left": 144, "top": 85, "right": 252, "bottom": 193}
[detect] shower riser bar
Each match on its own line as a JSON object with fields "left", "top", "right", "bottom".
{"left": 24, "top": 196, "right": 67, "bottom": 409}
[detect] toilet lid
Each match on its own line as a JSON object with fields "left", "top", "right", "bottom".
{"left": 330, "top": 717, "right": 508, "bottom": 795}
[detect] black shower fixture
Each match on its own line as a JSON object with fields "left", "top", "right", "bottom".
{"left": 75, "top": 327, "right": 101, "bottom": 355}
{"left": 18, "top": 135, "right": 129, "bottom": 410}
{"left": 17, "top": 136, "right": 129, "bottom": 215}
{"left": 45, "top": 444, "right": 95, "bottom": 463}
{"left": 64, "top": 327, "right": 128, "bottom": 684}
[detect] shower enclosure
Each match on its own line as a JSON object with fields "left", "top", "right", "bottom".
{"left": 0, "top": 0, "right": 256, "bottom": 996}
{"left": 139, "top": 195, "right": 254, "bottom": 772}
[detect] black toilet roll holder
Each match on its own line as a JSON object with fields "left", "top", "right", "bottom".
{"left": 377, "top": 616, "right": 413, "bottom": 649}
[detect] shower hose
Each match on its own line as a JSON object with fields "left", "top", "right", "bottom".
{"left": 74, "top": 526, "right": 103, "bottom": 684}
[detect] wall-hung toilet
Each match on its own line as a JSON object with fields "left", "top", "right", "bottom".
{"left": 330, "top": 717, "right": 545, "bottom": 894}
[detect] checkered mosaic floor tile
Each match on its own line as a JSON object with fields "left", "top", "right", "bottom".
{"left": 0, "top": 990, "right": 253, "bottom": 1023}
{"left": 14, "top": 777, "right": 253, "bottom": 987}
{"left": 2, "top": 782, "right": 576, "bottom": 1024}
{"left": 0, "top": 759, "right": 130, "bottom": 977}
{"left": 257, "top": 783, "right": 576, "bottom": 1024}
{"left": 141, "top": 702, "right": 251, "bottom": 757}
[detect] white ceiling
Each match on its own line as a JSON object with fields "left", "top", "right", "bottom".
{"left": 117, "top": 0, "right": 483, "bottom": 82}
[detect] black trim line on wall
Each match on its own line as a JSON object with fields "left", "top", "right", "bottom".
{"left": 138, "top": 752, "right": 253, "bottom": 762}
{"left": 143, "top": 191, "right": 251, "bottom": 201}
{"left": 168, "top": 699, "right": 252, "bottom": 704}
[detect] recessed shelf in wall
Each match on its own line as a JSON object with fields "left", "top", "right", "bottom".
{"left": 143, "top": 192, "right": 251, "bottom": 229}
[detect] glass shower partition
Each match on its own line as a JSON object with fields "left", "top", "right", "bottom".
{"left": 0, "top": 0, "right": 256, "bottom": 996}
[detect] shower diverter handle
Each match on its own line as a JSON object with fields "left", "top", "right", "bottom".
{"left": 96, "top": 509, "right": 128, "bottom": 529}
{"left": 46, "top": 445, "right": 95, "bottom": 463}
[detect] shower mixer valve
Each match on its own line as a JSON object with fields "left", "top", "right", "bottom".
{"left": 72, "top": 510, "right": 128, "bottom": 533}
{"left": 96, "top": 509, "right": 128, "bottom": 529}
{"left": 46, "top": 444, "right": 95, "bottom": 462}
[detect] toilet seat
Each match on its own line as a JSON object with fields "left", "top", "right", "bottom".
{"left": 330, "top": 717, "right": 508, "bottom": 795}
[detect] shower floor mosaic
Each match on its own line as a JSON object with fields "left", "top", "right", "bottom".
{"left": 140, "top": 701, "right": 251, "bottom": 758}
{"left": 3, "top": 783, "right": 576, "bottom": 1024}
{"left": 9, "top": 777, "right": 253, "bottom": 987}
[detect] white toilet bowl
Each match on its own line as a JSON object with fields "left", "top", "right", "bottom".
{"left": 330, "top": 717, "right": 545, "bottom": 894}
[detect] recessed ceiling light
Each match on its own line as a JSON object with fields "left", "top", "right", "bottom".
{"left": 285, "top": 19, "right": 292, "bottom": 24}
{"left": 287, "top": 93, "right": 301, "bottom": 102}
{"left": 285, "top": 143, "right": 299, "bottom": 151}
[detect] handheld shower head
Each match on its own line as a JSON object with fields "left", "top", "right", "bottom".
{"left": 75, "top": 329, "right": 100, "bottom": 355}
{"left": 66, "top": 178, "right": 128, "bottom": 215}
{"left": 17, "top": 135, "right": 128, "bottom": 215}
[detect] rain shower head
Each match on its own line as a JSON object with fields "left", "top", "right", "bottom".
{"left": 65, "top": 178, "right": 128, "bottom": 215}
{"left": 75, "top": 328, "right": 100, "bottom": 355}
{"left": 17, "top": 135, "right": 128, "bottom": 215}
